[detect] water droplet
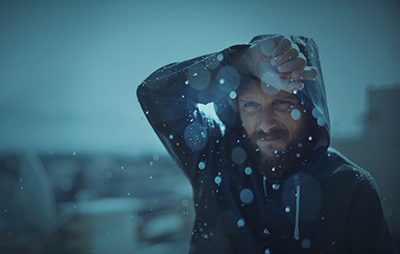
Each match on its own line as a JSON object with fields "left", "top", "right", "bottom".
{"left": 291, "top": 109, "right": 301, "bottom": 120}
{"left": 231, "top": 147, "right": 247, "bottom": 165}
{"left": 149, "top": 176, "right": 153, "bottom": 179}
{"left": 272, "top": 183, "right": 280, "bottom": 190}
{"left": 312, "top": 107, "right": 320, "bottom": 119}
{"left": 301, "top": 238, "right": 311, "bottom": 248}
{"left": 214, "top": 176, "right": 222, "bottom": 185}
{"left": 264, "top": 248, "right": 271, "bottom": 254}
{"left": 240, "top": 189, "right": 254, "bottom": 204}
{"left": 216, "top": 66, "right": 240, "bottom": 93}
{"left": 187, "top": 63, "right": 211, "bottom": 91}
{"left": 72, "top": 151, "right": 77, "bottom": 155}
{"left": 244, "top": 167, "right": 252, "bottom": 175}
{"left": 127, "top": 192, "right": 130, "bottom": 196}
{"left": 298, "top": 143, "right": 303, "bottom": 148}
{"left": 217, "top": 53, "right": 224, "bottom": 61}
{"left": 182, "top": 199, "right": 190, "bottom": 207}
{"left": 184, "top": 123, "right": 208, "bottom": 151}
{"left": 105, "top": 171, "right": 113, "bottom": 179}
{"left": 237, "top": 218, "right": 245, "bottom": 227}
{"left": 229, "top": 91, "right": 237, "bottom": 99}
{"left": 296, "top": 153, "right": 301, "bottom": 158}
{"left": 271, "top": 167, "right": 276, "bottom": 172}
{"left": 317, "top": 117, "right": 325, "bottom": 126}
{"left": 308, "top": 136, "right": 313, "bottom": 141}
{"left": 198, "top": 162, "right": 206, "bottom": 170}
{"left": 263, "top": 228, "right": 270, "bottom": 235}
{"left": 285, "top": 206, "right": 291, "bottom": 212}
{"left": 169, "top": 134, "right": 174, "bottom": 139}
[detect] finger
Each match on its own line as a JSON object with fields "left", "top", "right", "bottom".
{"left": 272, "top": 36, "right": 292, "bottom": 57}
{"left": 259, "top": 39, "right": 278, "bottom": 56}
{"left": 286, "top": 80, "right": 304, "bottom": 93}
{"left": 292, "top": 67, "right": 318, "bottom": 80}
{"left": 271, "top": 47, "right": 299, "bottom": 66}
{"left": 277, "top": 57, "right": 307, "bottom": 73}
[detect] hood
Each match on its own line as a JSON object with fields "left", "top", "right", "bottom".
{"left": 217, "top": 35, "right": 330, "bottom": 152}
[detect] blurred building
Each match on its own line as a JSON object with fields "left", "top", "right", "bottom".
{"left": 332, "top": 84, "right": 400, "bottom": 251}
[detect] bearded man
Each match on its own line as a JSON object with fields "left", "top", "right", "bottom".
{"left": 137, "top": 34, "right": 394, "bottom": 253}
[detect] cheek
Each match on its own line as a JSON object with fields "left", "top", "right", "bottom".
{"left": 240, "top": 115, "right": 256, "bottom": 134}
{"left": 285, "top": 113, "right": 306, "bottom": 136}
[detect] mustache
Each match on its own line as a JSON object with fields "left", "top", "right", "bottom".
{"left": 249, "top": 129, "right": 288, "bottom": 141}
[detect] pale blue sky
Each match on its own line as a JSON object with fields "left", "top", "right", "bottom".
{"left": 1, "top": 0, "right": 399, "bottom": 155}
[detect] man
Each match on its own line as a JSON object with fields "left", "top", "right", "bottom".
{"left": 137, "top": 35, "right": 394, "bottom": 253}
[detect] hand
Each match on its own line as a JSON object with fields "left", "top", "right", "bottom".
{"left": 231, "top": 35, "right": 317, "bottom": 93}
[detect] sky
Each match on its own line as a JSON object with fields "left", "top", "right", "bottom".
{"left": 1, "top": 0, "right": 399, "bottom": 156}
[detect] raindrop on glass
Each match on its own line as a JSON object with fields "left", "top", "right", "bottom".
{"left": 105, "top": 171, "right": 113, "bottom": 179}
{"left": 301, "top": 238, "right": 311, "bottom": 248}
{"left": 244, "top": 167, "right": 252, "bottom": 175}
{"left": 182, "top": 199, "right": 190, "bottom": 207}
{"left": 187, "top": 62, "right": 211, "bottom": 91}
{"left": 237, "top": 218, "right": 245, "bottom": 227}
{"left": 184, "top": 123, "right": 208, "bottom": 151}
{"left": 231, "top": 147, "right": 247, "bottom": 165}
{"left": 198, "top": 162, "right": 206, "bottom": 170}
{"left": 291, "top": 109, "right": 301, "bottom": 120}
{"left": 240, "top": 189, "right": 254, "bottom": 204}
{"left": 229, "top": 91, "right": 237, "bottom": 99}
{"left": 317, "top": 117, "right": 325, "bottom": 127}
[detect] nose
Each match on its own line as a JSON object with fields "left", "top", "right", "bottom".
{"left": 258, "top": 107, "right": 277, "bottom": 133}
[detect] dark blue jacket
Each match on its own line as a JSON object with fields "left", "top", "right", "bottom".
{"left": 137, "top": 35, "right": 394, "bottom": 253}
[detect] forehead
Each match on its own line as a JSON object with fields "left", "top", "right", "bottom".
{"left": 237, "top": 81, "right": 301, "bottom": 102}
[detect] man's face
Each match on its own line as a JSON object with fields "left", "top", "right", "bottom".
{"left": 237, "top": 80, "right": 307, "bottom": 177}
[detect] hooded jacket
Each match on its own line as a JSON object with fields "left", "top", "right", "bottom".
{"left": 137, "top": 35, "right": 394, "bottom": 253}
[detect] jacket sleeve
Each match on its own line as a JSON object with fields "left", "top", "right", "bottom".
{"left": 343, "top": 172, "right": 394, "bottom": 253}
{"left": 136, "top": 45, "right": 252, "bottom": 184}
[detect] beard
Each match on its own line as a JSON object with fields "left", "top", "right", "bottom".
{"left": 246, "top": 128, "right": 311, "bottom": 179}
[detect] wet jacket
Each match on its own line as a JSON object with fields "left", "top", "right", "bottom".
{"left": 137, "top": 35, "right": 394, "bottom": 253}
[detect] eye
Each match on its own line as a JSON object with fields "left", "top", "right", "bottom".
{"left": 273, "top": 100, "right": 294, "bottom": 111}
{"left": 242, "top": 101, "right": 260, "bottom": 114}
